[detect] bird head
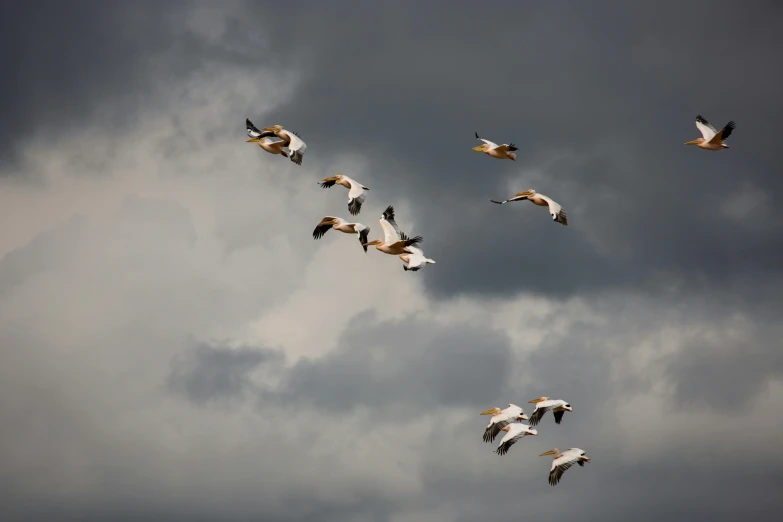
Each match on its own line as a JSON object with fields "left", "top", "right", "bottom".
{"left": 564, "top": 403, "right": 573, "bottom": 412}
{"left": 472, "top": 144, "right": 486, "bottom": 152}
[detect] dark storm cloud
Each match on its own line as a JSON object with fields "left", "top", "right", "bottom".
{"left": 168, "top": 341, "right": 283, "bottom": 405}
{"left": 275, "top": 310, "right": 513, "bottom": 413}
{"left": 240, "top": 1, "right": 783, "bottom": 300}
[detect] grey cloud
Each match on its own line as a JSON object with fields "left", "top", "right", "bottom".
{"left": 276, "top": 310, "right": 514, "bottom": 414}
{"left": 168, "top": 341, "right": 283, "bottom": 405}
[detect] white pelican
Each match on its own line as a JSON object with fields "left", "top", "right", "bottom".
{"left": 318, "top": 175, "right": 369, "bottom": 216}
{"left": 246, "top": 118, "right": 289, "bottom": 158}
{"left": 539, "top": 448, "right": 590, "bottom": 486}
{"left": 363, "top": 206, "right": 423, "bottom": 255}
{"left": 472, "top": 131, "right": 517, "bottom": 160}
{"left": 685, "top": 114, "right": 735, "bottom": 150}
{"left": 527, "top": 397, "right": 573, "bottom": 426}
{"left": 496, "top": 423, "right": 538, "bottom": 456}
{"left": 399, "top": 246, "right": 436, "bottom": 272}
{"left": 262, "top": 124, "right": 308, "bottom": 165}
{"left": 490, "top": 189, "right": 568, "bottom": 226}
{"left": 480, "top": 404, "right": 530, "bottom": 443}
{"left": 312, "top": 216, "right": 371, "bottom": 253}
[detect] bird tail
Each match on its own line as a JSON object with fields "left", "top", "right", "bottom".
{"left": 426, "top": 258, "right": 436, "bottom": 264}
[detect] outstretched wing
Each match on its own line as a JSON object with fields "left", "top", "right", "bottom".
{"left": 709, "top": 120, "right": 736, "bottom": 144}
{"left": 348, "top": 193, "right": 366, "bottom": 216}
{"left": 528, "top": 405, "right": 551, "bottom": 426}
{"left": 538, "top": 194, "right": 568, "bottom": 227}
{"left": 549, "top": 460, "right": 575, "bottom": 486}
{"left": 695, "top": 114, "right": 718, "bottom": 141}
{"left": 312, "top": 217, "right": 338, "bottom": 240}
{"left": 553, "top": 410, "right": 566, "bottom": 424}
{"left": 319, "top": 179, "right": 337, "bottom": 189}
{"left": 358, "top": 227, "right": 370, "bottom": 253}
{"left": 380, "top": 206, "right": 402, "bottom": 243}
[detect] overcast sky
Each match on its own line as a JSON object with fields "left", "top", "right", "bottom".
{"left": 1, "top": 2, "right": 782, "bottom": 521}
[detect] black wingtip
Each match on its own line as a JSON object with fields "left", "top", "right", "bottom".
{"left": 475, "top": 131, "right": 480, "bottom": 139}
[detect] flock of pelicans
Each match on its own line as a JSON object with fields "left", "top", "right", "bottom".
{"left": 245, "top": 113, "right": 737, "bottom": 485}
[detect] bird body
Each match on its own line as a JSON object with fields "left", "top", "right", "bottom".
{"left": 527, "top": 396, "right": 573, "bottom": 426}
{"left": 399, "top": 246, "right": 436, "bottom": 272}
{"left": 685, "top": 114, "right": 735, "bottom": 150}
{"left": 312, "top": 216, "right": 370, "bottom": 253}
{"left": 363, "top": 206, "right": 423, "bottom": 255}
{"left": 491, "top": 189, "right": 568, "bottom": 226}
{"left": 540, "top": 448, "right": 590, "bottom": 486}
{"left": 246, "top": 118, "right": 289, "bottom": 157}
{"left": 480, "top": 404, "right": 530, "bottom": 443}
{"left": 319, "top": 175, "right": 369, "bottom": 216}
{"left": 262, "top": 124, "right": 308, "bottom": 164}
{"left": 473, "top": 131, "right": 518, "bottom": 160}
{"left": 495, "top": 423, "right": 538, "bottom": 456}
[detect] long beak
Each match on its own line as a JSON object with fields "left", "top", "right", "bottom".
{"left": 362, "top": 240, "right": 379, "bottom": 247}
{"left": 539, "top": 450, "right": 557, "bottom": 456}
{"left": 472, "top": 145, "right": 485, "bottom": 152}
{"left": 480, "top": 409, "right": 497, "bottom": 416}
{"left": 246, "top": 138, "right": 260, "bottom": 143}
{"left": 262, "top": 127, "right": 276, "bottom": 132}
{"left": 582, "top": 457, "right": 590, "bottom": 462}
{"left": 528, "top": 397, "right": 545, "bottom": 403}
{"left": 684, "top": 139, "right": 700, "bottom": 145}
{"left": 323, "top": 176, "right": 338, "bottom": 182}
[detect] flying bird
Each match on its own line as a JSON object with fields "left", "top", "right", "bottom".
{"left": 318, "top": 174, "right": 369, "bottom": 216}
{"left": 685, "top": 114, "right": 735, "bottom": 150}
{"left": 262, "top": 124, "right": 308, "bottom": 165}
{"left": 363, "top": 206, "right": 423, "bottom": 255}
{"left": 473, "top": 131, "right": 518, "bottom": 160}
{"left": 490, "top": 189, "right": 568, "bottom": 226}
{"left": 246, "top": 118, "right": 289, "bottom": 158}
{"left": 495, "top": 423, "right": 538, "bottom": 456}
{"left": 539, "top": 448, "right": 590, "bottom": 486}
{"left": 399, "top": 246, "right": 436, "bottom": 272}
{"left": 480, "top": 404, "right": 530, "bottom": 443}
{"left": 527, "top": 397, "right": 573, "bottom": 426}
{"left": 312, "top": 216, "right": 371, "bottom": 253}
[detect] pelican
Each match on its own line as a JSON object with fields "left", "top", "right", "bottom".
{"left": 318, "top": 175, "right": 369, "bottom": 216}
{"left": 363, "top": 206, "right": 423, "bottom": 255}
{"left": 527, "top": 397, "right": 573, "bottom": 426}
{"left": 262, "top": 124, "right": 308, "bottom": 165}
{"left": 539, "top": 448, "right": 590, "bottom": 486}
{"left": 246, "top": 119, "right": 289, "bottom": 158}
{"left": 685, "top": 114, "right": 735, "bottom": 150}
{"left": 472, "top": 131, "right": 518, "bottom": 160}
{"left": 490, "top": 189, "right": 568, "bottom": 226}
{"left": 399, "top": 246, "right": 436, "bottom": 272}
{"left": 496, "top": 423, "right": 538, "bottom": 456}
{"left": 312, "top": 216, "right": 371, "bottom": 253}
{"left": 480, "top": 404, "right": 530, "bottom": 443}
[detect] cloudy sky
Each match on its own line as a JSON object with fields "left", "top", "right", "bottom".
{"left": 2, "top": 1, "right": 782, "bottom": 520}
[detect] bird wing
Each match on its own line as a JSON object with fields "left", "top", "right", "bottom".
{"left": 708, "top": 120, "right": 736, "bottom": 144}
{"left": 284, "top": 130, "right": 307, "bottom": 153}
{"left": 246, "top": 118, "right": 275, "bottom": 139}
{"left": 538, "top": 194, "right": 568, "bottom": 226}
{"left": 529, "top": 400, "right": 557, "bottom": 426}
{"left": 695, "top": 114, "right": 718, "bottom": 141}
{"left": 319, "top": 179, "right": 337, "bottom": 189}
{"left": 549, "top": 456, "right": 577, "bottom": 486}
{"left": 312, "top": 217, "right": 338, "bottom": 240}
{"left": 495, "top": 424, "right": 526, "bottom": 456}
{"left": 553, "top": 410, "right": 566, "bottom": 424}
{"left": 495, "top": 143, "right": 517, "bottom": 153}
{"left": 479, "top": 138, "right": 499, "bottom": 149}
{"left": 490, "top": 192, "right": 530, "bottom": 205}
{"left": 380, "top": 206, "right": 401, "bottom": 243}
{"left": 346, "top": 178, "right": 367, "bottom": 216}
{"left": 397, "top": 232, "right": 423, "bottom": 249}
{"left": 482, "top": 407, "right": 517, "bottom": 443}
{"left": 357, "top": 226, "right": 370, "bottom": 253}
